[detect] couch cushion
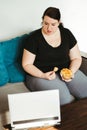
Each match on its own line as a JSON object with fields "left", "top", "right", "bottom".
{"left": 0, "top": 43, "right": 9, "bottom": 86}
{"left": 1, "top": 34, "right": 28, "bottom": 83}
{"left": 7, "top": 63, "right": 25, "bottom": 82}
{"left": 2, "top": 37, "right": 21, "bottom": 66}
{"left": 80, "top": 57, "right": 87, "bottom": 76}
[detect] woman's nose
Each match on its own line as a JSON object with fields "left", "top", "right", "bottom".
{"left": 47, "top": 25, "right": 51, "bottom": 30}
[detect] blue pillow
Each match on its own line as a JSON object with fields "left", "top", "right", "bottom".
{"left": 2, "top": 37, "right": 20, "bottom": 66}
{"left": 2, "top": 34, "right": 28, "bottom": 66}
{"left": 1, "top": 34, "right": 28, "bottom": 83}
{"left": 6, "top": 63, "right": 26, "bottom": 83}
{"left": 0, "top": 43, "right": 9, "bottom": 86}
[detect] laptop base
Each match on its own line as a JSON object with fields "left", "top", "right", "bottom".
{"left": 3, "top": 124, "right": 59, "bottom": 130}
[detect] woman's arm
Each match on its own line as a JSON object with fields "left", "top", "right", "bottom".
{"left": 22, "top": 49, "right": 56, "bottom": 80}
{"left": 22, "top": 49, "right": 44, "bottom": 78}
{"left": 69, "top": 44, "right": 82, "bottom": 74}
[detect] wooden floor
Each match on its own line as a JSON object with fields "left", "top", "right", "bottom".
{"left": 57, "top": 98, "right": 87, "bottom": 130}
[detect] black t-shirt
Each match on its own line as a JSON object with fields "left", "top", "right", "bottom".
{"left": 24, "top": 26, "right": 77, "bottom": 72}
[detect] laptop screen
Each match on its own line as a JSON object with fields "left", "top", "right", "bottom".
{"left": 8, "top": 90, "right": 61, "bottom": 129}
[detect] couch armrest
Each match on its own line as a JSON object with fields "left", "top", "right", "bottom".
{"left": 80, "top": 57, "right": 87, "bottom": 76}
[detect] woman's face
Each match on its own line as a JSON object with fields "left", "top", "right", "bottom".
{"left": 42, "top": 16, "right": 59, "bottom": 35}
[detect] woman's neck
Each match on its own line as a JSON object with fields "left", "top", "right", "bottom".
{"left": 42, "top": 28, "right": 61, "bottom": 47}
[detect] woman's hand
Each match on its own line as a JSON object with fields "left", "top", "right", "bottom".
{"left": 41, "top": 71, "right": 56, "bottom": 80}
{"left": 60, "top": 72, "right": 74, "bottom": 82}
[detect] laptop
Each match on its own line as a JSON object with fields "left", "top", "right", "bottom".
{"left": 8, "top": 89, "right": 61, "bottom": 130}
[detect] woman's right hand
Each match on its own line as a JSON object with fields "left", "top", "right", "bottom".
{"left": 41, "top": 71, "right": 56, "bottom": 80}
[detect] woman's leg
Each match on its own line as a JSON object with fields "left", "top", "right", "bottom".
{"left": 26, "top": 74, "right": 74, "bottom": 105}
{"left": 66, "top": 70, "right": 87, "bottom": 99}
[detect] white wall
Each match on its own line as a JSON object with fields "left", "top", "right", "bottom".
{"left": 0, "top": 0, "right": 87, "bottom": 57}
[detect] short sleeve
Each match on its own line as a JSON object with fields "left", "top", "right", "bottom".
{"left": 24, "top": 31, "right": 39, "bottom": 55}
{"left": 66, "top": 29, "right": 77, "bottom": 49}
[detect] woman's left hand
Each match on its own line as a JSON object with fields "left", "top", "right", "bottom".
{"left": 61, "top": 73, "right": 74, "bottom": 82}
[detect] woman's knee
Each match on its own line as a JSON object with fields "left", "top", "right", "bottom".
{"left": 60, "top": 94, "right": 74, "bottom": 105}
{"left": 59, "top": 86, "right": 75, "bottom": 105}
{"left": 66, "top": 70, "right": 87, "bottom": 99}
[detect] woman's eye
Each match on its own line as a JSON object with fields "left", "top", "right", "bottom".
{"left": 52, "top": 24, "right": 56, "bottom": 26}
{"left": 44, "top": 22, "right": 48, "bottom": 25}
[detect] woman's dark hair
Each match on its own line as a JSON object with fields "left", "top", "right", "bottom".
{"left": 42, "top": 7, "right": 63, "bottom": 27}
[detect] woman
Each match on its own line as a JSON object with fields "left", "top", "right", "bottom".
{"left": 22, "top": 7, "right": 87, "bottom": 105}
